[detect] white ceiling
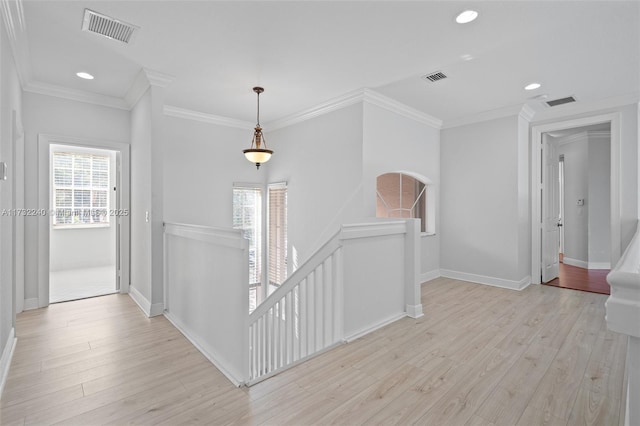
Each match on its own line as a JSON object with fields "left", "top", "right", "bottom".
{"left": 13, "top": 1, "right": 640, "bottom": 124}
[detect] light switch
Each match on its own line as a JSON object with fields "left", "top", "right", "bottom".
{"left": 577, "top": 199, "right": 584, "bottom": 206}
{"left": 145, "top": 211, "right": 150, "bottom": 222}
{"left": 0, "top": 162, "right": 7, "bottom": 180}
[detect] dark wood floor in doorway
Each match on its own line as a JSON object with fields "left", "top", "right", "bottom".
{"left": 545, "top": 261, "right": 610, "bottom": 295}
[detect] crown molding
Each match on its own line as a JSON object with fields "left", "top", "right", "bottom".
{"left": 125, "top": 68, "right": 175, "bottom": 108}
{"left": 24, "top": 81, "right": 129, "bottom": 110}
{"left": 143, "top": 68, "right": 175, "bottom": 88}
{"left": 362, "top": 89, "right": 443, "bottom": 129}
{"left": 531, "top": 92, "right": 640, "bottom": 123}
{"left": 519, "top": 104, "right": 536, "bottom": 122}
{"left": 163, "top": 105, "right": 253, "bottom": 130}
{"left": 443, "top": 92, "right": 639, "bottom": 129}
{"left": 124, "top": 69, "right": 150, "bottom": 108}
{"left": 267, "top": 88, "right": 443, "bottom": 131}
{"left": 1, "top": 0, "right": 32, "bottom": 86}
{"left": 266, "top": 89, "right": 365, "bottom": 131}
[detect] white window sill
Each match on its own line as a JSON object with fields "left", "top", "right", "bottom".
{"left": 53, "top": 224, "right": 111, "bottom": 230}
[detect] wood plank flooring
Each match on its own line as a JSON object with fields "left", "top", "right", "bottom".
{"left": 1, "top": 278, "right": 626, "bottom": 425}
{"left": 545, "top": 261, "right": 610, "bottom": 295}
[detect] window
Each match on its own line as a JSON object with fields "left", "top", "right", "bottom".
{"left": 52, "top": 152, "right": 110, "bottom": 226}
{"left": 268, "top": 183, "right": 287, "bottom": 295}
{"left": 233, "top": 185, "right": 262, "bottom": 311}
{"left": 376, "top": 172, "right": 427, "bottom": 232}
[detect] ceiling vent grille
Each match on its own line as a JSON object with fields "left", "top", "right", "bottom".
{"left": 546, "top": 96, "right": 576, "bottom": 107}
{"left": 422, "top": 71, "right": 447, "bottom": 82}
{"left": 82, "top": 9, "right": 139, "bottom": 44}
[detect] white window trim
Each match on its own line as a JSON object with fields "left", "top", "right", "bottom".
{"left": 51, "top": 147, "right": 112, "bottom": 229}
{"left": 376, "top": 171, "right": 436, "bottom": 235}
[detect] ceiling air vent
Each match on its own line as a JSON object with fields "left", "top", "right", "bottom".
{"left": 546, "top": 96, "right": 576, "bottom": 107}
{"left": 82, "top": 9, "right": 139, "bottom": 44}
{"left": 422, "top": 71, "right": 447, "bottom": 82}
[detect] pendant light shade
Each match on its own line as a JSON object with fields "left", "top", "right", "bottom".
{"left": 243, "top": 87, "right": 273, "bottom": 169}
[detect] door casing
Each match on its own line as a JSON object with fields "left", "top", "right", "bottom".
{"left": 531, "top": 112, "right": 621, "bottom": 284}
{"left": 37, "top": 134, "right": 130, "bottom": 307}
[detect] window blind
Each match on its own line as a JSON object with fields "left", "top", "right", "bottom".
{"left": 233, "top": 186, "right": 262, "bottom": 286}
{"left": 52, "top": 152, "right": 110, "bottom": 226}
{"left": 268, "top": 183, "right": 287, "bottom": 291}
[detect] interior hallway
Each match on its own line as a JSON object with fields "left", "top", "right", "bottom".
{"left": 1, "top": 278, "right": 626, "bottom": 425}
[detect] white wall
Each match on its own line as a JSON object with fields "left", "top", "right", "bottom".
{"left": 441, "top": 115, "right": 528, "bottom": 285}
{"left": 163, "top": 116, "right": 260, "bottom": 228}
{"left": 22, "top": 93, "right": 129, "bottom": 307}
{"left": 130, "top": 90, "right": 153, "bottom": 303}
{"left": 50, "top": 227, "right": 115, "bottom": 271}
{"left": 618, "top": 105, "right": 639, "bottom": 252}
{"left": 588, "top": 133, "right": 611, "bottom": 266}
{"left": 0, "top": 13, "right": 23, "bottom": 361}
{"left": 267, "top": 104, "right": 364, "bottom": 267}
{"left": 362, "top": 103, "right": 440, "bottom": 279}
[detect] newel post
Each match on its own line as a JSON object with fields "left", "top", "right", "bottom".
{"left": 404, "top": 219, "right": 423, "bottom": 318}
{"left": 605, "top": 221, "right": 640, "bottom": 426}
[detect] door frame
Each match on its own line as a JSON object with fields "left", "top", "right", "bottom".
{"left": 38, "top": 134, "right": 130, "bottom": 307}
{"left": 531, "top": 112, "right": 620, "bottom": 284}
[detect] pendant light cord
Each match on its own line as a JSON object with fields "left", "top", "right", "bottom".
{"left": 256, "top": 91, "right": 260, "bottom": 127}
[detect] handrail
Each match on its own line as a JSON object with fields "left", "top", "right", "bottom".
{"left": 164, "top": 219, "right": 420, "bottom": 386}
{"left": 249, "top": 220, "right": 407, "bottom": 322}
{"left": 249, "top": 228, "right": 341, "bottom": 321}
{"left": 247, "top": 220, "right": 413, "bottom": 384}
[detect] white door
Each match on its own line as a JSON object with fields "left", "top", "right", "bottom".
{"left": 542, "top": 135, "right": 560, "bottom": 282}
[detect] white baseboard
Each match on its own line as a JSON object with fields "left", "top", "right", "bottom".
{"left": 563, "top": 257, "right": 588, "bottom": 269}
{"left": 23, "top": 298, "right": 38, "bottom": 311}
{"left": 344, "top": 311, "right": 406, "bottom": 343}
{"left": 129, "top": 286, "right": 164, "bottom": 318}
{"left": 440, "top": 269, "right": 531, "bottom": 291}
{"left": 420, "top": 269, "right": 441, "bottom": 283}
{"left": 405, "top": 303, "right": 424, "bottom": 319}
{"left": 0, "top": 328, "right": 16, "bottom": 399}
{"left": 588, "top": 262, "right": 611, "bottom": 270}
{"left": 163, "top": 311, "right": 245, "bottom": 387}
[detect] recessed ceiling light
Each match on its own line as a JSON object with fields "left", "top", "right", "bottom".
{"left": 76, "top": 72, "right": 94, "bottom": 80}
{"left": 456, "top": 10, "right": 478, "bottom": 24}
{"left": 525, "top": 83, "right": 541, "bottom": 91}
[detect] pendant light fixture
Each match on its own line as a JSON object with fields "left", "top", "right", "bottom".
{"left": 243, "top": 86, "right": 273, "bottom": 169}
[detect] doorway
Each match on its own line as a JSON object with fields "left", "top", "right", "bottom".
{"left": 531, "top": 114, "right": 619, "bottom": 292}
{"left": 37, "top": 134, "right": 130, "bottom": 308}
{"left": 49, "top": 145, "right": 118, "bottom": 303}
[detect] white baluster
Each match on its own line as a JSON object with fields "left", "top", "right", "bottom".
{"left": 286, "top": 291, "right": 293, "bottom": 364}
{"left": 315, "top": 266, "right": 323, "bottom": 350}
{"left": 307, "top": 272, "right": 315, "bottom": 354}
{"left": 333, "top": 247, "right": 343, "bottom": 342}
{"left": 293, "top": 285, "right": 300, "bottom": 362}
{"left": 299, "top": 278, "right": 307, "bottom": 359}
{"left": 323, "top": 257, "right": 333, "bottom": 345}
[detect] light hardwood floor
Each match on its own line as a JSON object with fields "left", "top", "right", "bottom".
{"left": 1, "top": 278, "right": 627, "bottom": 425}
